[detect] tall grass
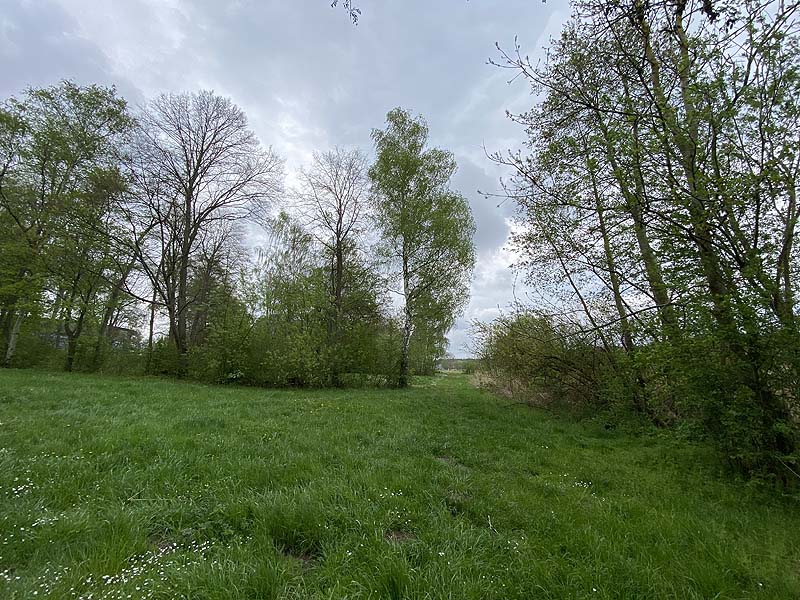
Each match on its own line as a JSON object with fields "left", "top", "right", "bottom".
{"left": 0, "top": 370, "right": 797, "bottom": 598}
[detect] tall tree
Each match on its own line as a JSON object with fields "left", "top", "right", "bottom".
{"left": 128, "top": 90, "right": 283, "bottom": 371}
{"left": 369, "top": 108, "right": 475, "bottom": 386}
{"left": 0, "top": 81, "right": 133, "bottom": 366}
{"left": 491, "top": 0, "right": 800, "bottom": 478}
{"left": 295, "top": 147, "right": 371, "bottom": 384}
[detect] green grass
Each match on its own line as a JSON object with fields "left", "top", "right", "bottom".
{"left": 0, "top": 369, "right": 797, "bottom": 599}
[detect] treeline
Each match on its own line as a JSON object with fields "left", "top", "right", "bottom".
{"left": 0, "top": 86, "right": 475, "bottom": 387}
{"left": 475, "top": 0, "right": 800, "bottom": 484}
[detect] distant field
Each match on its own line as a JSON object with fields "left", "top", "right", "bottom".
{"left": 0, "top": 370, "right": 797, "bottom": 599}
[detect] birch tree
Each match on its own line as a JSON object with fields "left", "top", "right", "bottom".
{"left": 369, "top": 108, "right": 475, "bottom": 386}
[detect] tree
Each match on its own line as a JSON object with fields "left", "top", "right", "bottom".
{"left": 50, "top": 167, "right": 130, "bottom": 371}
{"left": 248, "top": 212, "right": 330, "bottom": 386}
{"left": 369, "top": 108, "right": 475, "bottom": 386}
{"left": 0, "top": 81, "right": 133, "bottom": 367}
{"left": 331, "top": 0, "right": 360, "bottom": 23}
{"left": 490, "top": 0, "right": 800, "bottom": 480}
{"left": 185, "top": 221, "right": 245, "bottom": 349}
{"left": 127, "top": 90, "right": 283, "bottom": 372}
{"left": 295, "top": 147, "right": 372, "bottom": 384}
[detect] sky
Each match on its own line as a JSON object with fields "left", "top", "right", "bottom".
{"left": 1, "top": 0, "right": 569, "bottom": 356}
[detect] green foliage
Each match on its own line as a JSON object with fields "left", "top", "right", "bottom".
{"left": 654, "top": 331, "right": 800, "bottom": 486}
{"left": 0, "top": 81, "right": 134, "bottom": 371}
{"left": 1, "top": 89, "right": 477, "bottom": 392}
{"left": 474, "top": 310, "right": 611, "bottom": 411}
{"left": 489, "top": 0, "right": 800, "bottom": 484}
{"left": 96, "top": 346, "right": 146, "bottom": 376}
{"left": 8, "top": 316, "right": 63, "bottom": 370}
{"left": 159, "top": 211, "right": 404, "bottom": 389}
{"left": 369, "top": 108, "right": 476, "bottom": 384}
{"left": 477, "top": 308, "right": 800, "bottom": 485}
{"left": 149, "top": 338, "right": 184, "bottom": 376}
{"left": 188, "top": 286, "right": 254, "bottom": 385}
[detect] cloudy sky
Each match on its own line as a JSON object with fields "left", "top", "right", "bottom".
{"left": 1, "top": 0, "right": 568, "bottom": 356}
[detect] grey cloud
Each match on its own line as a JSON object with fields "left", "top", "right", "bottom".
{"left": 450, "top": 159, "right": 511, "bottom": 255}
{"left": 0, "top": 0, "right": 141, "bottom": 101}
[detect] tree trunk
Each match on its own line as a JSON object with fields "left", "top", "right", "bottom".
{"left": 581, "top": 140, "right": 632, "bottom": 348}
{"left": 589, "top": 164, "right": 634, "bottom": 352}
{"left": 91, "top": 261, "right": 135, "bottom": 370}
{"left": 776, "top": 183, "right": 797, "bottom": 327}
{"left": 65, "top": 335, "right": 78, "bottom": 372}
{"left": 596, "top": 113, "right": 678, "bottom": 337}
{"left": 146, "top": 289, "right": 157, "bottom": 373}
{"left": 331, "top": 241, "right": 344, "bottom": 387}
{"left": 400, "top": 303, "right": 413, "bottom": 388}
{"left": 1, "top": 308, "right": 12, "bottom": 362}
{"left": 175, "top": 192, "right": 192, "bottom": 374}
{"left": 92, "top": 303, "right": 114, "bottom": 370}
{"left": 64, "top": 308, "right": 87, "bottom": 373}
{"left": 399, "top": 251, "right": 412, "bottom": 388}
{"left": 637, "top": 5, "right": 734, "bottom": 332}
{"left": 3, "top": 311, "right": 24, "bottom": 366}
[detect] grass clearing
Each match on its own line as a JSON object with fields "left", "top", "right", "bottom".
{"left": 0, "top": 369, "right": 797, "bottom": 599}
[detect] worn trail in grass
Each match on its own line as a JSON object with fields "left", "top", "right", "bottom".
{"left": 0, "top": 369, "right": 797, "bottom": 599}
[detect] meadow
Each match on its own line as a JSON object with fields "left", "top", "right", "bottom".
{"left": 0, "top": 369, "right": 797, "bottom": 599}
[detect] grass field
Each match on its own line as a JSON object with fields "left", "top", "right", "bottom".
{"left": 0, "top": 369, "right": 797, "bottom": 599}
